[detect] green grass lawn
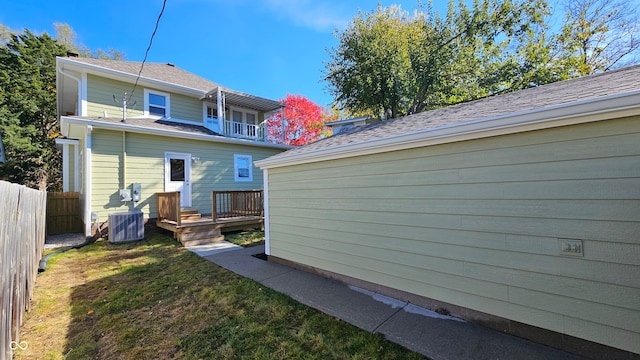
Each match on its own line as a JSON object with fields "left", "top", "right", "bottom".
{"left": 16, "top": 230, "right": 425, "bottom": 359}
{"left": 224, "top": 228, "right": 265, "bottom": 247}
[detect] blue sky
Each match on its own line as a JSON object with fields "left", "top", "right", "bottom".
{"left": 0, "top": 0, "right": 447, "bottom": 108}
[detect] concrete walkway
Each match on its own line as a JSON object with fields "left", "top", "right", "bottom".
{"left": 191, "top": 244, "right": 586, "bottom": 360}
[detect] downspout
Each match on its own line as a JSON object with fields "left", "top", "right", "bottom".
{"left": 262, "top": 169, "right": 270, "bottom": 255}
{"left": 122, "top": 131, "right": 130, "bottom": 211}
{"left": 84, "top": 125, "right": 93, "bottom": 237}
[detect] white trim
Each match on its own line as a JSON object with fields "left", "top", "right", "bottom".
{"left": 217, "top": 87, "right": 224, "bottom": 135}
{"left": 233, "top": 154, "right": 253, "bottom": 182}
{"left": 55, "top": 138, "right": 80, "bottom": 193}
{"left": 62, "top": 143, "right": 69, "bottom": 192}
{"left": 80, "top": 72, "right": 88, "bottom": 116}
{"left": 144, "top": 88, "right": 171, "bottom": 118}
{"left": 74, "top": 143, "right": 81, "bottom": 192}
{"left": 84, "top": 125, "right": 93, "bottom": 237}
{"left": 256, "top": 91, "right": 640, "bottom": 169}
{"left": 60, "top": 116, "right": 293, "bottom": 150}
{"left": 263, "top": 169, "right": 270, "bottom": 255}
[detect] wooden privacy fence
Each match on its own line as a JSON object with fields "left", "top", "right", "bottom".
{"left": 46, "top": 192, "right": 82, "bottom": 235}
{"left": 0, "top": 181, "right": 47, "bottom": 360}
{"left": 212, "top": 190, "right": 263, "bottom": 222}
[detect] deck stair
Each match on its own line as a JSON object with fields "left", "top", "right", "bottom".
{"left": 178, "top": 221, "right": 224, "bottom": 247}
{"left": 180, "top": 209, "right": 202, "bottom": 221}
{"left": 157, "top": 191, "right": 264, "bottom": 247}
{"left": 157, "top": 209, "right": 225, "bottom": 247}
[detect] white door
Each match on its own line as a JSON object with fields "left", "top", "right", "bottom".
{"left": 164, "top": 152, "right": 192, "bottom": 207}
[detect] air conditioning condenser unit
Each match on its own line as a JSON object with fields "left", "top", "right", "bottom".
{"left": 109, "top": 211, "right": 144, "bottom": 243}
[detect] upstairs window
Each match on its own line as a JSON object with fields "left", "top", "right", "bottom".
{"left": 207, "top": 105, "right": 218, "bottom": 118}
{"left": 234, "top": 154, "right": 253, "bottom": 182}
{"left": 144, "top": 89, "right": 170, "bottom": 117}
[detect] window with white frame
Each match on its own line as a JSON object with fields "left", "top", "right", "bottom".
{"left": 234, "top": 154, "right": 253, "bottom": 182}
{"left": 230, "top": 107, "right": 259, "bottom": 137}
{"left": 144, "top": 89, "right": 170, "bottom": 117}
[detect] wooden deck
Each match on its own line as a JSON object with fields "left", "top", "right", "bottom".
{"left": 156, "top": 190, "right": 264, "bottom": 247}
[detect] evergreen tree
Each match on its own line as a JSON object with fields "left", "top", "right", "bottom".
{"left": 0, "top": 30, "right": 66, "bottom": 190}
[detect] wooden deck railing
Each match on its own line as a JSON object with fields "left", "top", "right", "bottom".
{"left": 212, "top": 190, "right": 263, "bottom": 222}
{"left": 157, "top": 191, "right": 181, "bottom": 226}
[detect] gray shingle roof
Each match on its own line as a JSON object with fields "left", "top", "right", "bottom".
{"left": 64, "top": 57, "right": 284, "bottom": 111}
{"left": 69, "top": 116, "right": 221, "bottom": 136}
{"left": 66, "top": 57, "right": 220, "bottom": 92}
{"left": 274, "top": 65, "right": 640, "bottom": 159}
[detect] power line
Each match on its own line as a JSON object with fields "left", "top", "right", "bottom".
{"left": 128, "top": 0, "right": 167, "bottom": 102}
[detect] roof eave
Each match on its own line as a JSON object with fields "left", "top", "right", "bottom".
{"left": 256, "top": 91, "right": 640, "bottom": 169}
{"left": 205, "top": 87, "right": 285, "bottom": 112}
{"left": 60, "top": 116, "right": 294, "bottom": 150}
{"left": 57, "top": 57, "right": 206, "bottom": 97}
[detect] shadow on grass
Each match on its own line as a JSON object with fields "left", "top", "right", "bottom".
{"left": 62, "top": 232, "right": 425, "bottom": 360}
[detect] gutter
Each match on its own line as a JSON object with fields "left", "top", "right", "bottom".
{"left": 60, "top": 116, "right": 294, "bottom": 150}
{"left": 256, "top": 91, "right": 640, "bottom": 169}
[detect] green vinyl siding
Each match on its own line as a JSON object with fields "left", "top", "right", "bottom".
{"left": 266, "top": 116, "right": 640, "bottom": 354}
{"left": 86, "top": 74, "right": 203, "bottom": 123}
{"left": 87, "top": 75, "right": 144, "bottom": 118}
{"left": 170, "top": 92, "right": 203, "bottom": 122}
{"left": 90, "top": 129, "right": 282, "bottom": 220}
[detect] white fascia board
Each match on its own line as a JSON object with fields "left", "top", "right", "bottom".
{"left": 256, "top": 91, "right": 640, "bottom": 169}
{"left": 60, "top": 116, "right": 294, "bottom": 150}
{"left": 55, "top": 138, "right": 80, "bottom": 145}
{"left": 57, "top": 57, "right": 205, "bottom": 97}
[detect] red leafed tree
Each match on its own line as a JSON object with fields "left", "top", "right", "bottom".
{"left": 267, "top": 94, "right": 334, "bottom": 146}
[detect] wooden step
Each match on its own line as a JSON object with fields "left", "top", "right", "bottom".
{"left": 179, "top": 226, "right": 221, "bottom": 241}
{"left": 181, "top": 210, "right": 202, "bottom": 221}
{"left": 177, "top": 223, "right": 223, "bottom": 246}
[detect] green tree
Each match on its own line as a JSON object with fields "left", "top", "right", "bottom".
{"left": 54, "top": 22, "right": 126, "bottom": 60}
{"left": 0, "top": 30, "right": 66, "bottom": 190}
{"left": 325, "top": 0, "right": 639, "bottom": 119}
{"left": 555, "top": 0, "right": 640, "bottom": 75}
{"left": 325, "top": 0, "right": 550, "bottom": 119}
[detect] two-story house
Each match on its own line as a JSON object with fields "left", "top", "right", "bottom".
{"left": 56, "top": 55, "right": 291, "bottom": 238}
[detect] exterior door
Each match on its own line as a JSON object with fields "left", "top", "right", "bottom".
{"left": 165, "top": 152, "right": 192, "bottom": 207}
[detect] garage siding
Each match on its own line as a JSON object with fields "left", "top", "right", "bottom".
{"left": 266, "top": 116, "right": 640, "bottom": 354}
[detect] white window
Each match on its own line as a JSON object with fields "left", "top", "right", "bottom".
{"left": 144, "top": 89, "right": 170, "bottom": 117}
{"left": 230, "top": 107, "right": 259, "bottom": 137}
{"left": 206, "top": 105, "right": 218, "bottom": 118}
{"left": 234, "top": 154, "right": 253, "bottom": 182}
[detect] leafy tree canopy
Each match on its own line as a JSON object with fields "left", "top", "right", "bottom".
{"left": 325, "top": 0, "right": 640, "bottom": 119}
{"left": 54, "top": 22, "right": 126, "bottom": 60}
{"left": 267, "top": 94, "right": 336, "bottom": 146}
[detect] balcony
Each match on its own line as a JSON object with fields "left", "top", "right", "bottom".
{"left": 221, "top": 119, "right": 265, "bottom": 141}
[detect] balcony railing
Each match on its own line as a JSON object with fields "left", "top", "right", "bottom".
{"left": 212, "top": 190, "right": 264, "bottom": 223}
{"left": 222, "top": 119, "right": 265, "bottom": 141}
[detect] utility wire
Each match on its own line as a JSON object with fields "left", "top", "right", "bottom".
{"left": 128, "top": 0, "right": 167, "bottom": 102}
